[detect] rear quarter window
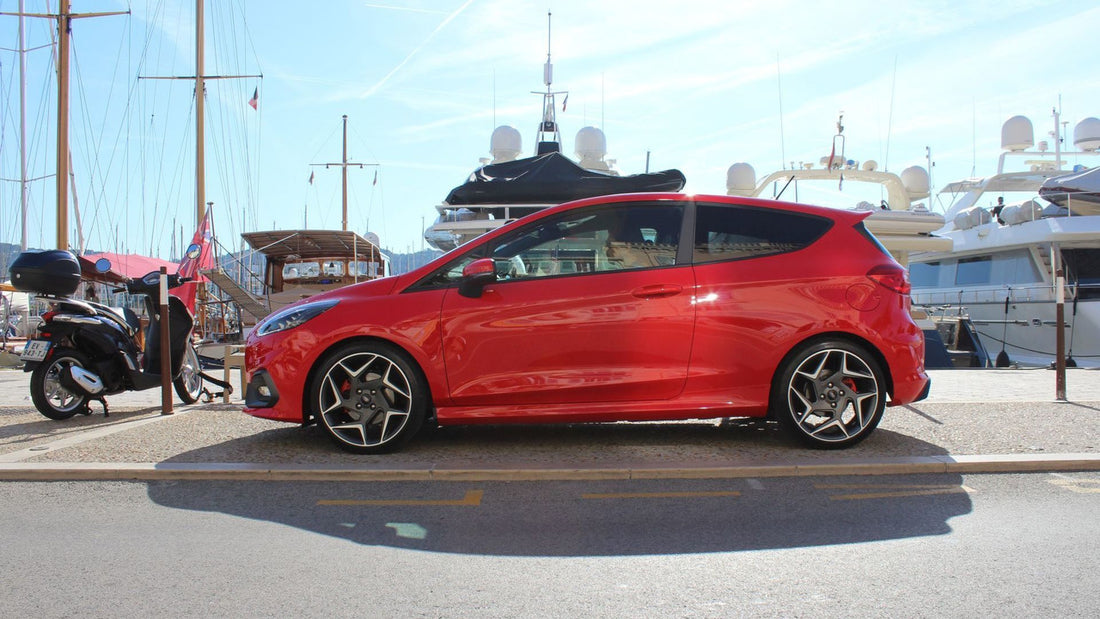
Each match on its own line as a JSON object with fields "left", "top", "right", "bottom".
{"left": 693, "top": 203, "right": 832, "bottom": 264}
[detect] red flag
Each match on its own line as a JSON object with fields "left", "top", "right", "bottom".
{"left": 176, "top": 209, "right": 216, "bottom": 313}
{"left": 826, "top": 142, "right": 836, "bottom": 171}
{"left": 248, "top": 87, "right": 258, "bottom": 110}
{"left": 562, "top": 94, "right": 568, "bottom": 112}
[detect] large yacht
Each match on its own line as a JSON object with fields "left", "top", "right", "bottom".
{"left": 723, "top": 115, "right": 950, "bottom": 268}
{"left": 423, "top": 24, "right": 685, "bottom": 252}
{"left": 909, "top": 110, "right": 1100, "bottom": 367}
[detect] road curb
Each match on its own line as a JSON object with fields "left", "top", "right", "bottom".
{"left": 1, "top": 453, "right": 1098, "bottom": 482}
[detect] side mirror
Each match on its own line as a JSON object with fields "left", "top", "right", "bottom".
{"left": 458, "top": 258, "right": 497, "bottom": 298}
{"left": 94, "top": 257, "right": 112, "bottom": 273}
{"left": 184, "top": 243, "right": 202, "bottom": 260}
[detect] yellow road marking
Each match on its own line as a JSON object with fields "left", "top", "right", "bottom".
{"left": 582, "top": 491, "right": 741, "bottom": 500}
{"left": 815, "top": 483, "right": 972, "bottom": 490}
{"left": 318, "top": 489, "right": 483, "bottom": 506}
{"left": 1050, "top": 478, "right": 1100, "bottom": 494}
{"left": 824, "top": 485, "right": 974, "bottom": 501}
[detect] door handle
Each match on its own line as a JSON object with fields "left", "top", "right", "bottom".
{"left": 632, "top": 284, "right": 683, "bottom": 299}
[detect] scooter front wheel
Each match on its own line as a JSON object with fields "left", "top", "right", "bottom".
{"left": 30, "top": 347, "right": 90, "bottom": 420}
{"left": 173, "top": 345, "right": 204, "bottom": 404}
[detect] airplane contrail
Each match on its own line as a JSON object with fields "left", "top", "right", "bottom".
{"left": 359, "top": 0, "right": 476, "bottom": 100}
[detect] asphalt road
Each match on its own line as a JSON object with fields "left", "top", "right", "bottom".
{"left": 2, "top": 472, "right": 1098, "bottom": 617}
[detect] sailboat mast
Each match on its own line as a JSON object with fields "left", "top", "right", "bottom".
{"left": 56, "top": 0, "right": 71, "bottom": 250}
{"left": 18, "top": 0, "right": 28, "bottom": 251}
{"left": 195, "top": 0, "right": 206, "bottom": 227}
{"left": 342, "top": 114, "right": 348, "bottom": 231}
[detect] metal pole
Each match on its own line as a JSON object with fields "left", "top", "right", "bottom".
{"left": 1055, "top": 262, "right": 1067, "bottom": 402}
{"left": 160, "top": 267, "right": 173, "bottom": 415}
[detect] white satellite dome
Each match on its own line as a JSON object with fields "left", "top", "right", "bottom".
{"left": 490, "top": 125, "right": 522, "bottom": 163}
{"left": 726, "top": 163, "right": 756, "bottom": 196}
{"left": 575, "top": 127, "right": 610, "bottom": 170}
{"left": 862, "top": 160, "right": 878, "bottom": 172}
{"left": 1074, "top": 117, "right": 1100, "bottom": 152}
{"left": 900, "top": 165, "right": 930, "bottom": 200}
{"left": 1001, "top": 115, "right": 1034, "bottom": 152}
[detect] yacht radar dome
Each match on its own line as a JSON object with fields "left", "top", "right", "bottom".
{"left": 900, "top": 165, "right": 930, "bottom": 199}
{"left": 575, "top": 127, "right": 608, "bottom": 168}
{"left": 726, "top": 163, "right": 757, "bottom": 196}
{"left": 1074, "top": 117, "right": 1100, "bottom": 152}
{"left": 1001, "top": 115, "right": 1034, "bottom": 151}
{"left": 490, "top": 125, "right": 522, "bottom": 163}
{"left": 862, "top": 160, "right": 878, "bottom": 172}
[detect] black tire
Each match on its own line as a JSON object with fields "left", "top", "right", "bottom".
{"left": 29, "top": 347, "right": 91, "bottom": 420}
{"left": 173, "top": 345, "right": 204, "bottom": 404}
{"left": 308, "top": 341, "right": 428, "bottom": 454}
{"left": 771, "top": 339, "right": 886, "bottom": 449}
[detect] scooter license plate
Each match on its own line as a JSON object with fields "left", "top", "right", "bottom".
{"left": 20, "top": 340, "right": 51, "bottom": 362}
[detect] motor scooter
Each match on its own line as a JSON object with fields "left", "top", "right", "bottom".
{"left": 13, "top": 249, "right": 214, "bottom": 419}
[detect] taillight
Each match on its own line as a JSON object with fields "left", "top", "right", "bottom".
{"left": 867, "top": 264, "right": 910, "bottom": 295}
{"left": 41, "top": 311, "right": 58, "bottom": 323}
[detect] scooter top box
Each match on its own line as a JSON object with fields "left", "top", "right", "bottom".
{"left": 9, "top": 250, "right": 82, "bottom": 296}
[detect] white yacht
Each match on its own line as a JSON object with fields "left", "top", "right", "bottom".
{"left": 909, "top": 110, "right": 1100, "bottom": 367}
{"left": 424, "top": 23, "right": 685, "bottom": 252}
{"left": 724, "top": 116, "right": 950, "bottom": 268}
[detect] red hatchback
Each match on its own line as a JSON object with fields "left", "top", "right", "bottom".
{"left": 244, "top": 193, "right": 928, "bottom": 453}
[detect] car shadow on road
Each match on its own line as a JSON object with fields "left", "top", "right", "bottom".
{"left": 146, "top": 419, "right": 972, "bottom": 556}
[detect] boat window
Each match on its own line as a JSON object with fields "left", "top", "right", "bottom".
{"left": 955, "top": 256, "right": 992, "bottom": 285}
{"left": 693, "top": 202, "right": 831, "bottom": 264}
{"left": 910, "top": 262, "right": 941, "bottom": 288}
{"left": 283, "top": 262, "right": 321, "bottom": 280}
{"left": 1063, "top": 248, "right": 1100, "bottom": 300}
{"left": 997, "top": 249, "right": 1042, "bottom": 285}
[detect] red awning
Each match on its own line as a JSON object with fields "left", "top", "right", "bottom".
{"left": 79, "top": 252, "right": 179, "bottom": 283}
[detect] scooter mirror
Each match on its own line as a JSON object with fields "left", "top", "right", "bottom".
{"left": 94, "top": 258, "right": 112, "bottom": 273}
{"left": 185, "top": 243, "right": 202, "bottom": 260}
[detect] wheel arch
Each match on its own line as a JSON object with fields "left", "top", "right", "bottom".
{"left": 767, "top": 331, "right": 894, "bottom": 417}
{"left": 299, "top": 335, "right": 435, "bottom": 426}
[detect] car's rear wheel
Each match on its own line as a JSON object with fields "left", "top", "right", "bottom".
{"left": 772, "top": 340, "right": 886, "bottom": 449}
{"left": 310, "top": 342, "right": 427, "bottom": 454}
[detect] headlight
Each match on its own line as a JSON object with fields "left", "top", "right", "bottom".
{"left": 255, "top": 299, "right": 339, "bottom": 337}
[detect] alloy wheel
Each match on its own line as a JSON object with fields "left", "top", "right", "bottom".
{"left": 317, "top": 351, "right": 414, "bottom": 449}
{"left": 785, "top": 348, "right": 880, "bottom": 444}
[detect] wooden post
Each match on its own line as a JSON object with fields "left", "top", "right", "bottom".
{"left": 160, "top": 267, "right": 173, "bottom": 415}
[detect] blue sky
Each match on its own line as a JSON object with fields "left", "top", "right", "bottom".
{"left": 3, "top": 0, "right": 1100, "bottom": 261}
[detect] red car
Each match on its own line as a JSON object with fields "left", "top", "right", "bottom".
{"left": 244, "top": 193, "right": 928, "bottom": 453}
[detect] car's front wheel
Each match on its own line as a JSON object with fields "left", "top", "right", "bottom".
{"left": 309, "top": 342, "right": 427, "bottom": 454}
{"left": 772, "top": 340, "right": 886, "bottom": 449}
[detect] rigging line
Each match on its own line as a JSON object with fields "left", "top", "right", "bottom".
{"left": 70, "top": 22, "right": 134, "bottom": 250}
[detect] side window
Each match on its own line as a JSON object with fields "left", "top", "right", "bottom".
{"left": 490, "top": 202, "right": 684, "bottom": 280}
{"left": 411, "top": 202, "right": 684, "bottom": 290}
{"left": 693, "top": 203, "right": 831, "bottom": 264}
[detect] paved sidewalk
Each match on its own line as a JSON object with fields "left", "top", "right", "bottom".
{"left": 0, "top": 367, "right": 1098, "bottom": 481}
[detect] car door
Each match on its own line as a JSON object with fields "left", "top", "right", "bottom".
{"left": 438, "top": 200, "right": 695, "bottom": 407}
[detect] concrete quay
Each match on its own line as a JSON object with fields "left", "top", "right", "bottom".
{"left": 0, "top": 367, "right": 1097, "bottom": 481}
